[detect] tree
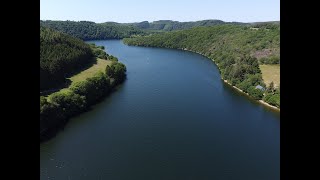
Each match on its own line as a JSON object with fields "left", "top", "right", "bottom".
{"left": 237, "top": 81, "right": 252, "bottom": 93}
{"left": 49, "top": 91, "right": 86, "bottom": 117}
{"left": 267, "top": 81, "right": 275, "bottom": 93}
{"left": 247, "top": 86, "right": 264, "bottom": 100}
{"left": 264, "top": 93, "right": 280, "bottom": 108}
{"left": 105, "top": 65, "right": 113, "bottom": 77}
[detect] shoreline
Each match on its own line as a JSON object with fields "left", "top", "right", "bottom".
{"left": 258, "top": 100, "right": 279, "bottom": 110}
{"left": 40, "top": 56, "right": 127, "bottom": 143}
{"left": 178, "top": 47, "right": 280, "bottom": 111}
{"left": 40, "top": 78, "right": 126, "bottom": 143}
{"left": 123, "top": 42, "right": 280, "bottom": 111}
{"left": 223, "top": 80, "right": 280, "bottom": 111}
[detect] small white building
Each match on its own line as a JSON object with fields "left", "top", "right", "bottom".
{"left": 255, "top": 85, "right": 265, "bottom": 91}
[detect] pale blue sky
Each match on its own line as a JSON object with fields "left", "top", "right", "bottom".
{"left": 40, "top": 0, "right": 280, "bottom": 23}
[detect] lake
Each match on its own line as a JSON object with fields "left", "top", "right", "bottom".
{"left": 40, "top": 40, "right": 280, "bottom": 180}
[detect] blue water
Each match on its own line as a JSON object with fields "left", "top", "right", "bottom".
{"left": 40, "top": 40, "right": 280, "bottom": 180}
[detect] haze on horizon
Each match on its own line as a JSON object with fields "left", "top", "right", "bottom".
{"left": 40, "top": 0, "right": 280, "bottom": 23}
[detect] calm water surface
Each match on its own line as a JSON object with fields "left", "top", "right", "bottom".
{"left": 40, "top": 40, "right": 280, "bottom": 180}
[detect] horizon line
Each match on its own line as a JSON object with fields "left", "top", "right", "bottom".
{"left": 40, "top": 18, "right": 280, "bottom": 24}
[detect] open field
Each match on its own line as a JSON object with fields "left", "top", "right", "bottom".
{"left": 68, "top": 58, "right": 112, "bottom": 84}
{"left": 52, "top": 58, "right": 113, "bottom": 95}
{"left": 259, "top": 64, "right": 280, "bottom": 87}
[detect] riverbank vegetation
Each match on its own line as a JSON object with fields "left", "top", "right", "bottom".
{"left": 40, "top": 27, "right": 127, "bottom": 142}
{"left": 123, "top": 24, "right": 279, "bottom": 108}
{"left": 40, "top": 56, "right": 126, "bottom": 142}
{"left": 263, "top": 82, "right": 280, "bottom": 108}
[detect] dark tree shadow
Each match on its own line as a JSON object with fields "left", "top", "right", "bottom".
{"left": 40, "top": 58, "right": 98, "bottom": 96}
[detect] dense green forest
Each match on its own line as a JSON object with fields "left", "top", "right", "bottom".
{"left": 126, "top": 20, "right": 247, "bottom": 31}
{"left": 40, "top": 20, "right": 146, "bottom": 40}
{"left": 40, "top": 26, "right": 94, "bottom": 90}
{"left": 124, "top": 24, "right": 280, "bottom": 107}
{"left": 40, "top": 20, "right": 279, "bottom": 40}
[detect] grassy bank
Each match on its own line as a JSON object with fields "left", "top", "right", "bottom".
{"left": 259, "top": 64, "right": 280, "bottom": 87}
{"left": 57, "top": 58, "right": 114, "bottom": 94}
{"left": 68, "top": 58, "right": 113, "bottom": 83}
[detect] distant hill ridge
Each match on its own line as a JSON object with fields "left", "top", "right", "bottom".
{"left": 40, "top": 19, "right": 279, "bottom": 40}
{"left": 40, "top": 20, "right": 146, "bottom": 40}
{"left": 124, "top": 19, "right": 248, "bottom": 31}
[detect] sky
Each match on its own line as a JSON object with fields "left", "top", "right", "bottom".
{"left": 40, "top": 0, "right": 280, "bottom": 23}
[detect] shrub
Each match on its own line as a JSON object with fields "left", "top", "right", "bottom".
{"left": 247, "top": 86, "right": 264, "bottom": 100}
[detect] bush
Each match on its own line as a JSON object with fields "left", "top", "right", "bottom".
{"left": 259, "top": 56, "right": 280, "bottom": 64}
{"left": 48, "top": 91, "right": 86, "bottom": 117}
{"left": 70, "top": 72, "right": 110, "bottom": 105}
{"left": 40, "top": 96, "right": 65, "bottom": 134}
{"left": 247, "top": 86, "right": 264, "bottom": 100}
{"left": 108, "top": 55, "right": 119, "bottom": 62}
{"left": 265, "top": 94, "right": 280, "bottom": 107}
{"left": 91, "top": 46, "right": 108, "bottom": 59}
{"left": 237, "top": 81, "right": 252, "bottom": 93}
{"left": 263, "top": 92, "right": 280, "bottom": 108}
{"left": 105, "top": 62, "right": 127, "bottom": 85}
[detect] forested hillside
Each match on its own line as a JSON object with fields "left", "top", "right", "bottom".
{"left": 126, "top": 20, "right": 247, "bottom": 31}
{"left": 123, "top": 24, "right": 280, "bottom": 107}
{"left": 40, "top": 20, "right": 278, "bottom": 40}
{"left": 40, "top": 19, "right": 249, "bottom": 41}
{"left": 40, "top": 27, "right": 94, "bottom": 90}
{"left": 40, "top": 20, "right": 146, "bottom": 40}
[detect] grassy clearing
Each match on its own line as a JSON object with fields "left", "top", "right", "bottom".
{"left": 259, "top": 64, "right": 280, "bottom": 87}
{"left": 53, "top": 58, "right": 113, "bottom": 95}
{"left": 68, "top": 58, "right": 112, "bottom": 84}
